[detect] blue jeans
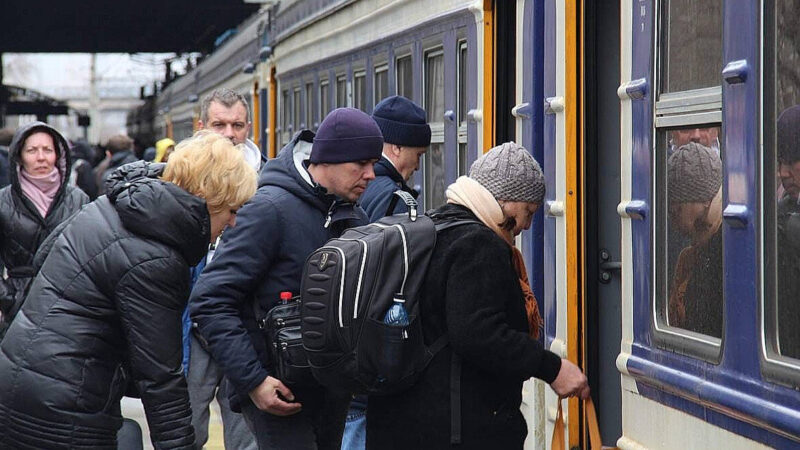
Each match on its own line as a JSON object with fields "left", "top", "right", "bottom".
{"left": 341, "top": 396, "right": 366, "bottom": 450}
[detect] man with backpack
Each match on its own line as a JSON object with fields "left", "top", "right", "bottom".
{"left": 189, "top": 107, "right": 383, "bottom": 450}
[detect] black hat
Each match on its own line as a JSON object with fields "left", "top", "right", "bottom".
{"left": 310, "top": 108, "right": 384, "bottom": 164}
{"left": 372, "top": 96, "right": 431, "bottom": 147}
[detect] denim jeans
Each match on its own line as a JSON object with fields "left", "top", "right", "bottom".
{"left": 340, "top": 397, "right": 366, "bottom": 450}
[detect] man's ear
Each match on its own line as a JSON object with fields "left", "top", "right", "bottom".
{"left": 391, "top": 144, "right": 402, "bottom": 156}
{"left": 197, "top": 120, "right": 205, "bottom": 130}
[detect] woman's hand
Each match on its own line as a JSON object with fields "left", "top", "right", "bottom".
{"left": 550, "top": 358, "right": 590, "bottom": 399}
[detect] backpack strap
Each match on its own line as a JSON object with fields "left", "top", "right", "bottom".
{"left": 386, "top": 190, "right": 419, "bottom": 220}
{"left": 433, "top": 218, "right": 481, "bottom": 232}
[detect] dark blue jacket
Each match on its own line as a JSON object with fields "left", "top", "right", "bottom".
{"left": 359, "top": 156, "right": 418, "bottom": 221}
{"left": 189, "top": 130, "right": 368, "bottom": 396}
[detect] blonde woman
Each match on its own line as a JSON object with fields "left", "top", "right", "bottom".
{"left": 0, "top": 131, "right": 257, "bottom": 450}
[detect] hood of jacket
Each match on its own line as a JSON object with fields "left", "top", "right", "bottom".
{"left": 7, "top": 121, "right": 72, "bottom": 204}
{"left": 259, "top": 130, "right": 368, "bottom": 227}
{"left": 106, "top": 160, "right": 210, "bottom": 266}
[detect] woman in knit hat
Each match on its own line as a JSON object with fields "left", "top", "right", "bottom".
{"left": 667, "top": 141, "right": 724, "bottom": 337}
{"left": 366, "top": 142, "right": 588, "bottom": 450}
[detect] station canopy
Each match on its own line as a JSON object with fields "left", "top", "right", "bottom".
{"left": 0, "top": 0, "right": 260, "bottom": 53}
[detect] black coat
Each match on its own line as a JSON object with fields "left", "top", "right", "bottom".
{"left": 366, "top": 205, "right": 562, "bottom": 450}
{"left": 0, "top": 122, "right": 88, "bottom": 330}
{"left": 0, "top": 161, "right": 208, "bottom": 450}
{"left": 359, "top": 156, "right": 418, "bottom": 221}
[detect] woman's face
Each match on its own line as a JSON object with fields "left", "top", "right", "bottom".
{"left": 500, "top": 201, "right": 540, "bottom": 236}
{"left": 21, "top": 132, "right": 57, "bottom": 176}
{"left": 208, "top": 206, "right": 239, "bottom": 243}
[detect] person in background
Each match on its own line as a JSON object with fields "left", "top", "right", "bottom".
{"left": 366, "top": 142, "right": 589, "bottom": 449}
{"left": 0, "top": 122, "right": 89, "bottom": 339}
{"left": 155, "top": 137, "right": 176, "bottom": 163}
{"left": 197, "top": 88, "right": 265, "bottom": 168}
{"left": 69, "top": 139, "right": 99, "bottom": 199}
{"left": 666, "top": 142, "right": 724, "bottom": 338}
{"left": 0, "top": 127, "right": 13, "bottom": 189}
{"left": 95, "top": 134, "right": 138, "bottom": 197}
{"left": 190, "top": 108, "right": 382, "bottom": 450}
{"left": 0, "top": 131, "right": 257, "bottom": 449}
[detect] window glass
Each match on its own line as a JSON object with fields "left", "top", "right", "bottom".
{"left": 320, "top": 81, "right": 330, "bottom": 120}
{"left": 396, "top": 55, "right": 413, "bottom": 100}
{"left": 458, "top": 143, "right": 468, "bottom": 177}
{"left": 661, "top": 0, "right": 723, "bottom": 93}
{"left": 293, "top": 88, "right": 301, "bottom": 132}
{"left": 354, "top": 72, "right": 366, "bottom": 111}
{"left": 336, "top": 75, "right": 347, "bottom": 108}
{"left": 658, "top": 125, "right": 723, "bottom": 338}
{"left": 424, "top": 143, "right": 446, "bottom": 208}
{"left": 375, "top": 66, "right": 389, "bottom": 105}
{"left": 281, "top": 89, "right": 289, "bottom": 130}
{"left": 458, "top": 42, "right": 468, "bottom": 124}
{"left": 305, "top": 83, "right": 313, "bottom": 129}
{"left": 773, "top": 0, "right": 800, "bottom": 360}
{"left": 425, "top": 51, "right": 445, "bottom": 124}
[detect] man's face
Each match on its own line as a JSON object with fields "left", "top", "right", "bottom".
{"left": 393, "top": 145, "right": 427, "bottom": 181}
{"left": 200, "top": 101, "right": 250, "bottom": 145}
{"left": 324, "top": 160, "right": 378, "bottom": 202}
{"left": 779, "top": 159, "right": 800, "bottom": 199}
{"left": 671, "top": 126, "right": 719, "bottom": 148}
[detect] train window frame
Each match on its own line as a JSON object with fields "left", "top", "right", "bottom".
{"left": 374, "top": 64, "right": 389, "bottom": 106}
{"left": 319, "top": 79, "right": 330, "bottom": 123}
{"left": 759, "top": 0, "right": 800, "bottom": 387}
{"left": 423, "top": 46, "right": 446, "bottom": 209}
{"left": 353, "top": 70, "right": 367, "bottom": 111}
{"left": 650, "top": 0, "right": 725, "bottom": 363}
{"left": 395, "top": 53, "right": 413, "bottom": 101}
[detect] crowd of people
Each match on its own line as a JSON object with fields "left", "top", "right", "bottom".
{"left": 0, "top": 88, "right": 592, "bottom": 450}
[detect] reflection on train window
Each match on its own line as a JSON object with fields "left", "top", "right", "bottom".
{"left": 293, "top": 88, "right": 301, "bottom": 133}
{"left": 354, "top": 71, "right": 366, "bottom": 111}
{"left": 320, "top": 81, "right": 330, "bottom": 119}
{"left": 336, "top": 75, "right": 347, "bottom": 108}
{"left": 305, "top": 83, "right": 313, "bottom": 129}
{"left": 458, "top": 41, "right": 468, "bottom": 124}
{"left": 773, "top": 0, "right": 800, "bottom": 360}
{"left": 661, "top": 126, "right": 724, "bottom": 338}
{"left": 425, "top": 50, "right": 444, "bottom": 123}
{"left": 458, "top": 143, "right": 468, "bottom": 177}
{"left": 424, "top": 143, "right": 446, "bottom": 209}
{"left": 660, "top": 0, "right": 722, "bottom": 93}
{"left": 396, "top": 55, "right": 413, "bottom": 100}
{"left": 374, "top": 65, "right": 388, "bottom": 105}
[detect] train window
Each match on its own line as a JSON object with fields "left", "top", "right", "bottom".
{"left": 458, "top": 143, "right": 468, "bottom": 177}
{"left": 293, "top": 87, "right": 301, "bottom": 133}
{"left": 659, "top": 0, "right": 722, "bottom": 93}
{"left": 281, "top": 88, "right": 290, "bottom": 146}
{"left": 656, "top": 126, "right": 724, "bottom": 340}
{"left": 424, "top": 48, "right": 445, "bottom": 208}
{"left": 457, "top": 40, "right": 468, "bottom": 175}
{"left": 765, "top": 0, "right": 800, "bottom": 368}
{"left": 354, "top": 71, "right": 366, "bottom": 111}
{"left": 336, "top": 74, "right": 348, "bottom": 108}
{"left": 374, "top": 65, "right": 389, "bottom": 105}
{"left": 396, "top": 55, "right": 413, "bottom": 100}
{"left": 305, "top": 82, "right": 313, "bottom": 130}
{"left": 320, "top": 80, "right": 330, "bottom": 119}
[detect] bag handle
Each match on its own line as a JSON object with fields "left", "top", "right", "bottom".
{"left": 551, "top": 397, "right": 603, "bottom": 450}
{"left": 386, "top": 190, "right": 419, "bottom": 221}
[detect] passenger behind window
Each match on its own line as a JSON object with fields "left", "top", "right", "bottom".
{"left": 776, "top": 105, "right": 800, "bottom": 358}
{"left": 667, "top": 142, "right": 724, "bottom": 337}
{"left": 668, "top": 126, "right": 720, "bottom": 157}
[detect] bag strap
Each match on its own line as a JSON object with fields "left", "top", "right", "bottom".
{"left": 386, "top": 190, "right": 419, "bottom": 220}
{"left": 551, "top": 397, "right": 603, "bottom": 450}
{"left": 433, "top": 218, "right": 481, "bottom": 233}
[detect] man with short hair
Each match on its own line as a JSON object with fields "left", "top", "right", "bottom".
{"left": 190, "top": 107, "right": 383, "bottom": 449}
{"left": 95, "top": 135, "right": 138, "bottom": 196}
{"left": 360, "top": 95, "right": 431, "bottom": 221}
{"left": 198, "top": 88, "right": 264, "bottom": 170}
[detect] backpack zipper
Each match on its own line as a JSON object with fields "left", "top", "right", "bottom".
{"left": 369, "top": 223, "right": 409, "bottom": 295}
{"left": 337, "top": 238, "right": 368, "bottom": 321}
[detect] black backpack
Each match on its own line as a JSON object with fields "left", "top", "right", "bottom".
{"left": 300, "top": 192, "right": 475, "bottom": 395}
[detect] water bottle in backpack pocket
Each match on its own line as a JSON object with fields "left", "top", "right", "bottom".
{"left": 259, "top": 292, "right": 316, "bottom": 386}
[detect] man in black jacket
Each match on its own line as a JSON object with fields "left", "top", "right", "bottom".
{"left": 95, "top": 134, "right": 138, "bottom": 196}
{"left": 190, "top": 108, "right": 383, "bottom": 450}
{"left": 360, "top": 96, "right": 430, "bottom": 221}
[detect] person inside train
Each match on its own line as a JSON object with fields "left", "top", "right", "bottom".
{"left": 184, "top": 88, "right": 262, "bottom": 450}
{"left": 0, "top": 122, "right": 89, "bottom": 340}
{"left": 94, "top": 134, "right": 139, "bottom": 197}
{"left": 189, "top": 107, "right": 383, "bottom": 450}
{"left": 666, "top": 141, "right": 724, "bottom": 338}
{"left": 360, "top": 95, "right": 430, "bottom": 221}
{"left": 0, "top": 131, "right": 257, "bottom": 449}
{"left": 366, "top": 142, "right": 589, "bottom": 449}
{"left": 668, "top": 125, "right": 720, "bottom": 157}
{"left": 776, "top": 105, "right": 800, "bottom": 359}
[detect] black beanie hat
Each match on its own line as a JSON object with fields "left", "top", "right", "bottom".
{"left": 310, "top": 108, "right": 384, "bottom": 164}
{"left": 778, "top": 105, "right": 800, "bottom": 164}
{"left": 372, "top": 95, "right": 431, "bottom": 147}
{"left": 668, "top": 142, "right": 722, "bottom": 203}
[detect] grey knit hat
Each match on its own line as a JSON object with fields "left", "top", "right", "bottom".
{"left": 469, "top": 142, "right": 545, "bottom": 204}
{"left": 668, "top": 142, "right": 722, "bottom": 203}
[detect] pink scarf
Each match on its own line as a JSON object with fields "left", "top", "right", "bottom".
{"left": 18, "top": 167, "right": 61, "bottom": 218}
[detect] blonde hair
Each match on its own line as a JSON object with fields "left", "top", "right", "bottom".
{"left": 162, "top": 130, "right": 257, "bottom": 214}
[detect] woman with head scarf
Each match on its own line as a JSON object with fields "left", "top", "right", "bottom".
{"left": 0, "top": 122, "right": 89, "bottom": 338}
{"left": 366, "top": 142, "right": 589, "bottom": 449}
{"left": 0, "top": 130, "right": 258, "bottom": 449}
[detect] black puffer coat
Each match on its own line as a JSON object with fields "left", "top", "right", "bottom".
{"left": 366, "top": 205, "right": 562, "bottom": 449}
{"left": 0, "top": 161, "right": 207, "bottom": 449}
{"left": 0, "top": 122, "right": 88, "bottom": 331}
